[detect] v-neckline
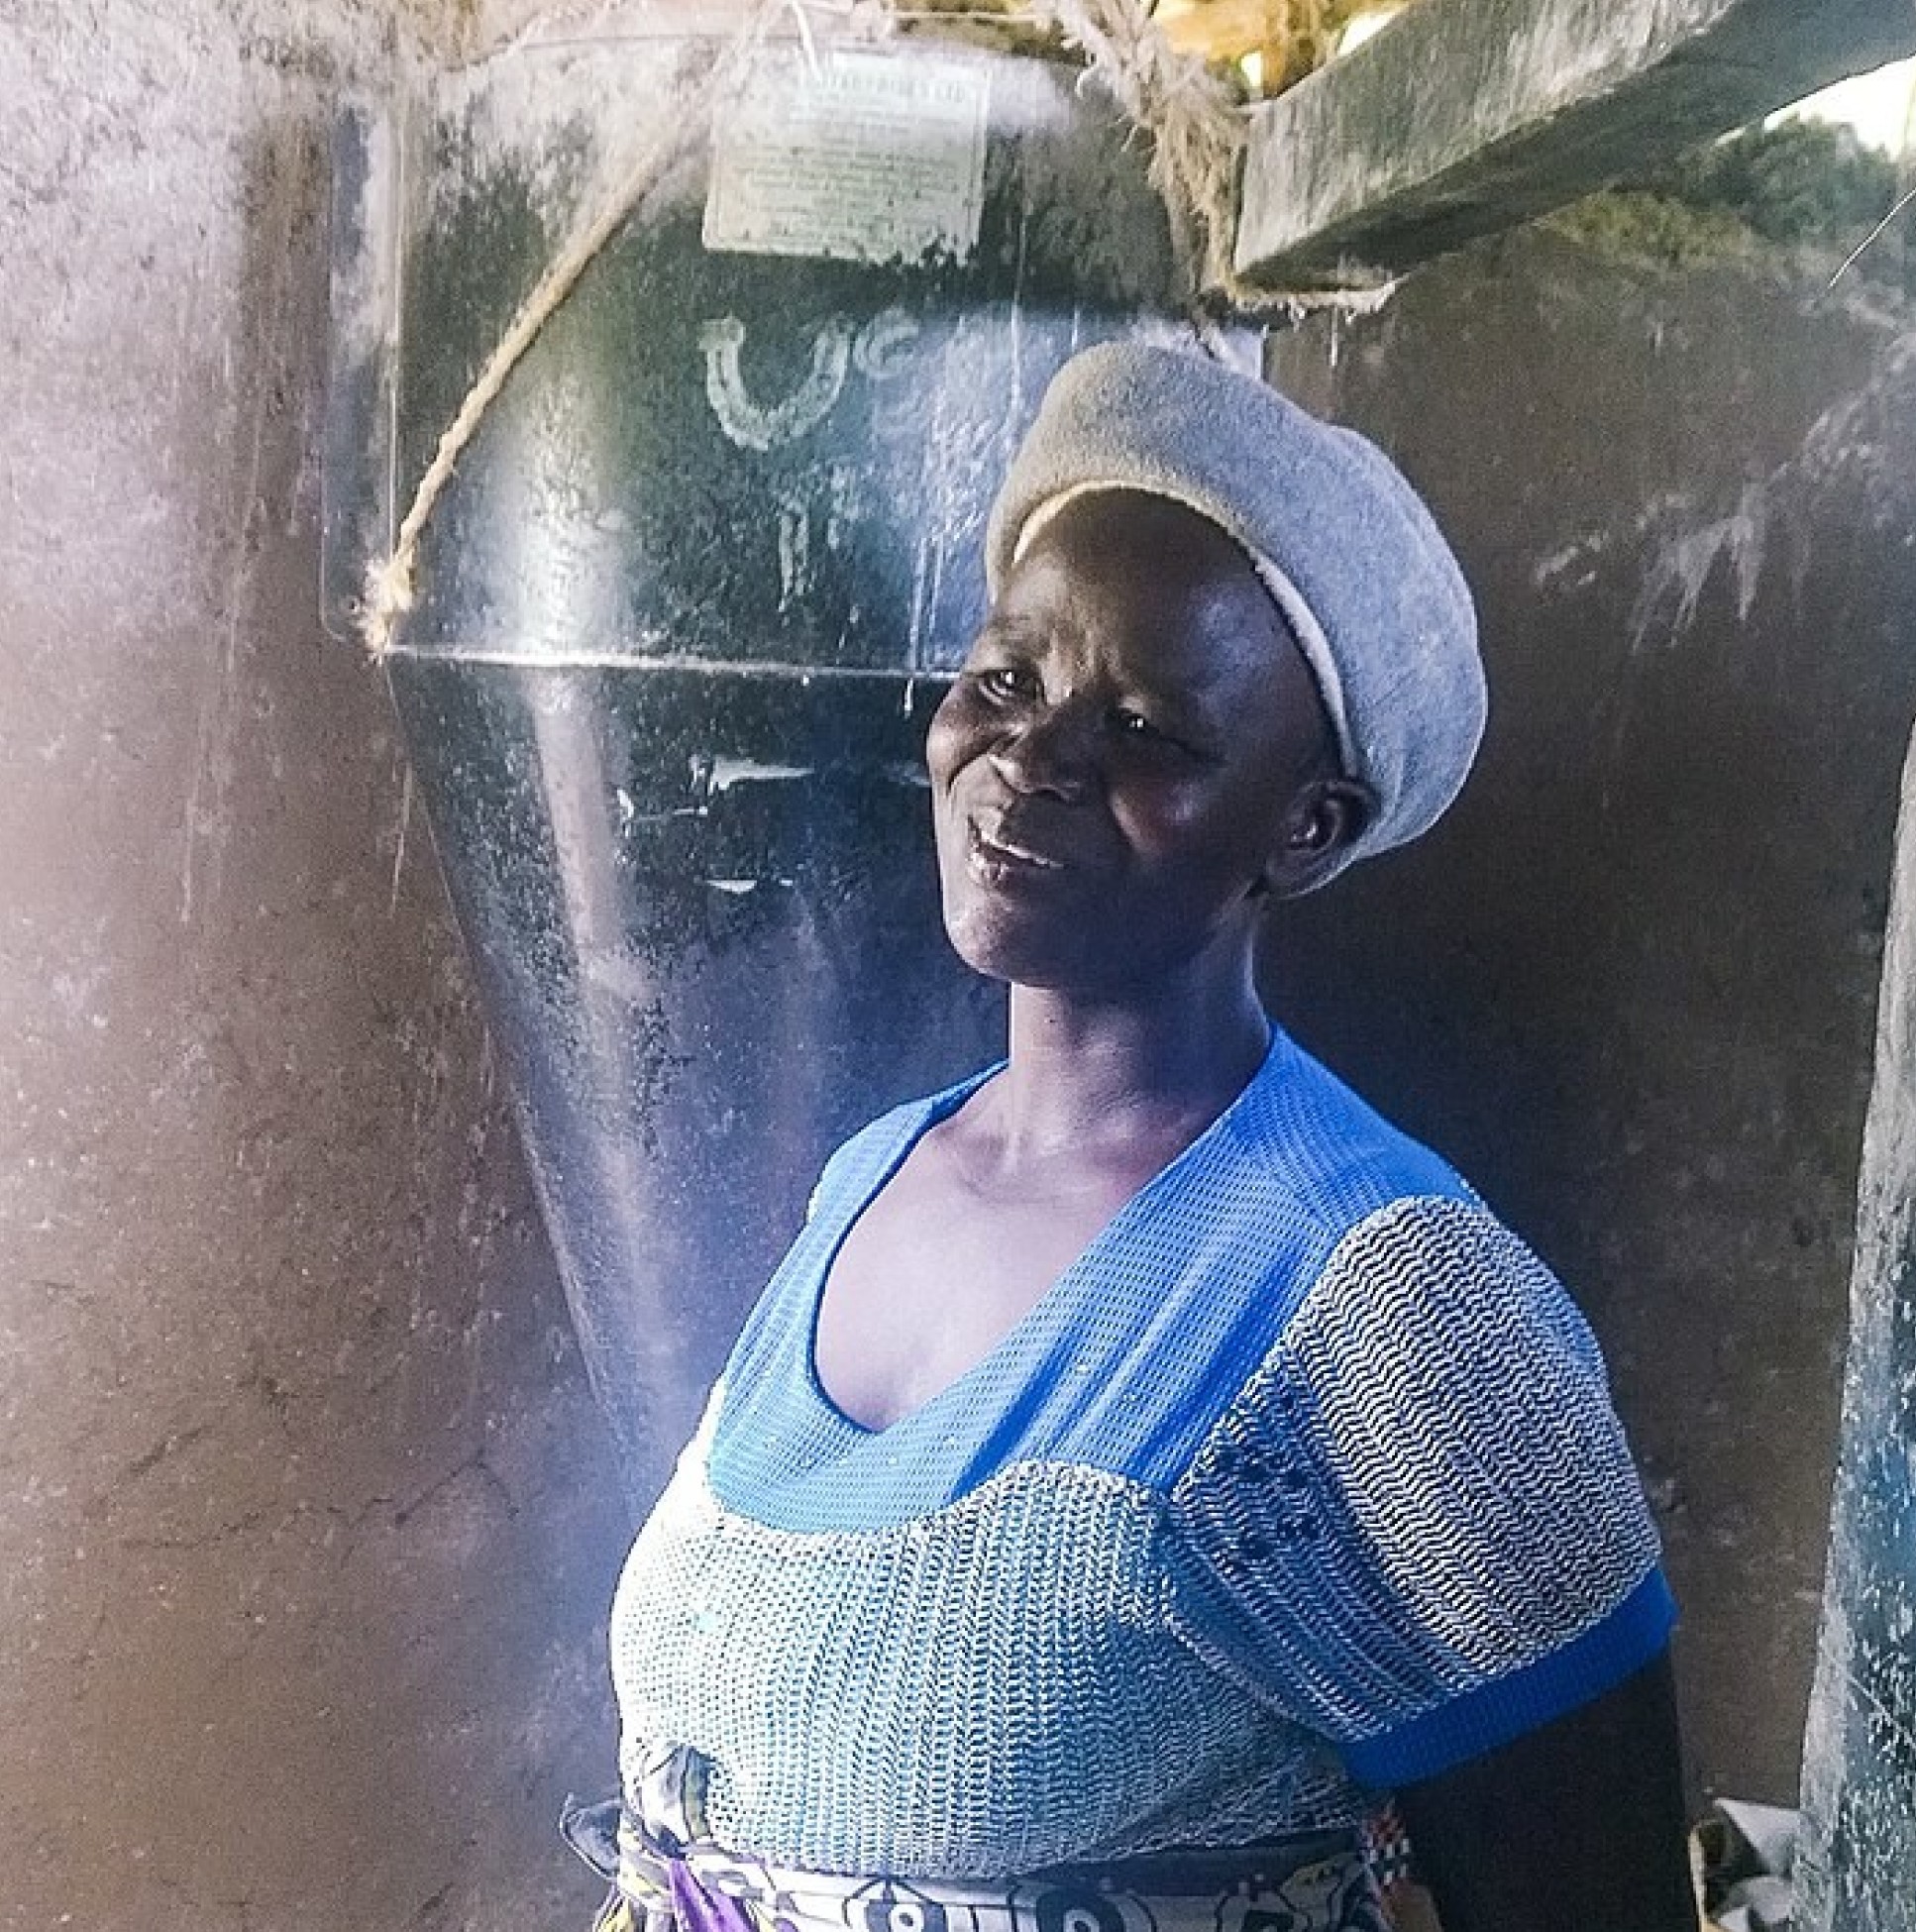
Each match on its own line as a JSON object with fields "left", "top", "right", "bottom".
{"left": 799, "top": 1029, "right": 1283, "bottom": 1440}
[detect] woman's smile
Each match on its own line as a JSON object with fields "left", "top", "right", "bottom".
{"left": 965, "top": 807, "right": 1077, "bottom": 883}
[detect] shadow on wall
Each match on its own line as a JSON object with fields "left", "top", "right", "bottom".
{"left": 1266, "top": 221, "right": 1916, "bottom": 1810}
{"left": 1, "top": 21, "right": 633, "bottom": 1929}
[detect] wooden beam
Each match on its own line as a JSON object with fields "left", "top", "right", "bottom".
{"left": 1234, "top": 0, "right": 1916, "bottom": 288}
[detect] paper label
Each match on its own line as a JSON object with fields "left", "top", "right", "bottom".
{"left": 703, "top": 50, "right": 990, "bottom": 266}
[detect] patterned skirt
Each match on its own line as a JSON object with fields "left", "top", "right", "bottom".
{"left": 562, "top": 1795, "right": 1422, "bottom": 1932}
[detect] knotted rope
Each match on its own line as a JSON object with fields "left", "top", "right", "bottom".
{"left": 357, "top": 0, "right": 1356, "bottom": 660}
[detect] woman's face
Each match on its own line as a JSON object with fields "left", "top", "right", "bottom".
{"left": 925, "top": 491, "right": 1342, "bottom": 995}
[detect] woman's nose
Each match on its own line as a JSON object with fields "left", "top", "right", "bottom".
{"left": 987, "top": 700, "right": 1096, "bottom": 800}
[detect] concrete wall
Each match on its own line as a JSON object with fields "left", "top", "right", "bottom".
{"left": 0, "top": 4, "right": 633, "bottom": 1927}
{"left": 1268, "top": 223, "right": 1916, "bottom": 1808}
{"left": 1799, "top": 729, "right": 1916, "bottom": 1929}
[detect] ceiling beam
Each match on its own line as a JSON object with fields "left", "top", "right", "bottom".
{"left": 1234, "top": 0, "right": 1916, "bottom": 289}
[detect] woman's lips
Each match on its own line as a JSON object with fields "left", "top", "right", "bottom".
{"left": 966, "top": 815, "right": 1070, "bottom": 879}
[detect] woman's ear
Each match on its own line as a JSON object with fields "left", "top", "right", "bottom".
{"left": 1262, "top": 778, "right": 1375, "bottom": 899}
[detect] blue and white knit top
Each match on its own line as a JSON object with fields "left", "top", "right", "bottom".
{"left": 609, "top": 1027, "right": 1673, "bottom": 1881}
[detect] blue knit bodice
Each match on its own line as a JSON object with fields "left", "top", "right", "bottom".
{"left": 609, "top": 1029, "right": 1672, "bottom": 1879}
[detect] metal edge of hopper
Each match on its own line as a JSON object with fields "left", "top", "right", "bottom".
{"left": 321, "top": 98, "right": 405, "bottom": 647}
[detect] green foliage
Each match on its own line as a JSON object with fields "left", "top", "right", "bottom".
{"left": 1649, "top": 120, "right": 1901, "bottom": 249}
{"left": 1545, "top": 189, "right": 1757, "bottom": 270}
{"left": 1551, "top": 119, "right": 1914, "bottom": 293}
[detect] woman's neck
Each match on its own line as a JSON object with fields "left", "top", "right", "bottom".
{"left": 988, "top": 962, "right": 1273, "bottom": 1168}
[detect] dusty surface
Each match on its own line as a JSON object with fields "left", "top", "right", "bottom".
{"left": 1799, "top": 732, "right": 1916, "bottom": 1927}
{"left": 1270, "top": 228, "right": 1916, "bottom": 1807}
{"left": 0, "top": 2, "right": 632, "bottom": 1927}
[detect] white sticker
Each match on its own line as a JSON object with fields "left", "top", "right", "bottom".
{"left": 703, "top": 50, "right": 990, "bottom": 267}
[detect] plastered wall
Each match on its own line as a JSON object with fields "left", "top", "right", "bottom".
{"left": 1268, "top": 225, "right": 1916, "bottom": 1809}
{"left": 1, "top": 4, "right": 633, "bottom": 1927}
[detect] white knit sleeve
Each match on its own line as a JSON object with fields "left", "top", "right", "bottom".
{"left": 1164, "top": 1193, "right": 1672, "bottom": 1788}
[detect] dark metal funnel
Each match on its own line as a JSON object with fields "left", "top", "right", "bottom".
{"left": 324, "top": 27, "right": 1245, "bottom": 1491}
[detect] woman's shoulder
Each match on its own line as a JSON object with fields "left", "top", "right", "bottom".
{"left": 1215, "top": 1028, "right": 1479, "bottom": 1242}
{"left": 1168, "top": 1035, "right": 1613, "bottom": 1450}
{"left": 1223, "top": 1042, "right": 1594, "bottom": 1383}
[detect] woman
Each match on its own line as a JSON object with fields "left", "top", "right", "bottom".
{"left": 573, "top": 345, "right": 1696, "bottom": 1932}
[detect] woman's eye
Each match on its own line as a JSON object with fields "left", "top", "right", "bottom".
{"left": 1114, "top": 709, "right": 1207, "bottom": 759}
{"left": 975, "top": 666, "right": 1034, "bottom": 700}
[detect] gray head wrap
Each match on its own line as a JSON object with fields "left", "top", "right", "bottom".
{"left": 984, "top": 343, "right": 1486, "bottom": 883}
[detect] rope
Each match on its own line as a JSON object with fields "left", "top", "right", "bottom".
{"left": 358, "top": 2, "right": 785, "bottom": 658}
{"left": 1023, "top": 0, "right": 1246, "bottom": 293}
{"left": 356, "top": 0, "right": 1365, "bottom": 660}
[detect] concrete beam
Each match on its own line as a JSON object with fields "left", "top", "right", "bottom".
{"left": 1235, "top": 0, "right": 1916, "bottom": 288}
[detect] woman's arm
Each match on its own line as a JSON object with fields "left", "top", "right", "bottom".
{"left": 1396, "top": 1650, "right": 1696, "bottom": 1932}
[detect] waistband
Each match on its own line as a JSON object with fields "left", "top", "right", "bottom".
{"left": 561, "top": 1795, "right": 1403, "bottom": 1932}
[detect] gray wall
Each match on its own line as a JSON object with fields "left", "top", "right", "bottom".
{"left": 1799, "top": 732, "right": 1916, "bottom": 1929}
{"left": 1, "top": 4, "right": 632, "bottom": 1928}
{"left": 1268, "top": 224, "right": 1916, "bottom": 1808}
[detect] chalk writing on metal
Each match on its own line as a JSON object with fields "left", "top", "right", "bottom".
{"left": 775, "top": 487, "right": 813, "bottom": 611}
{"left": 853, "top": 307, "right": 919, "bottom": 380}
{"left": 698, "top": 315, "right": 853, "bottom": 452}
{"left": 699, "top": 310, "right": 921, "bottom": 452}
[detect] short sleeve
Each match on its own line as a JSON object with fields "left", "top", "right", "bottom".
{"left": 1164, "top": 1193, "right": 1674, "bottom": 1789}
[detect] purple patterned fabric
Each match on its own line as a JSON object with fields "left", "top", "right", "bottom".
{"left": 668, "top": 1856, "right": 760, "bottom": 1932}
